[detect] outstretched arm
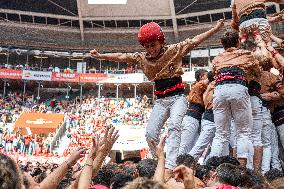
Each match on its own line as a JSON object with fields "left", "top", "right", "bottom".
{"left": 231, "top": 4, "right": 240, "bottom": 30}
{"left": 192, "top": 19, "right": 225, "bottom": 46}
{"left": 40, "top": 147, "right": 86, "bottom": 189}
{"left": 267, "top": 45, "right": 284, "bottom": 68}
{"left": 90, "top": 49, "right": 138, "bottom": 64}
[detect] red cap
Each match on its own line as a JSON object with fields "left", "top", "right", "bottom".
{"left": 138, "top": 22, "right": 165, "bottom": 45}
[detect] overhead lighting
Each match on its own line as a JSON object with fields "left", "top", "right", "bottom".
{"left": 88, "top": 0, "right": 127, "bottom": 4}
{"left": 34, "top": 56, "right": 48, "bottom": 59}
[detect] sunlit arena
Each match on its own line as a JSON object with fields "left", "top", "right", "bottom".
{"left": 0, "top": 0, "right": 284, "bottom": 188}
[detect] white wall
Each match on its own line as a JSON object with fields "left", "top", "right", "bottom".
{"left": 80, "top": 0, "right": 172, "bottom": 18}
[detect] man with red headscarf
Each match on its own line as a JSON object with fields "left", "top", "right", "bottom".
{"left": 90, "top": 20, "right": 224, "bottom": 171}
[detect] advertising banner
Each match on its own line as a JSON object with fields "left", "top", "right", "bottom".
{"left": 52, "top": 72, "right": 80, "bottom": 82}
{"left": 79, "top": 73, "right": 108, "bottom": 83}
{"left": 0, "top": 69, "right": 22, "bottom": 79}
{"left": 22, "top": 70, "right": 52, "bottom": 81}
{"left": 14, "top": 112, "right": 65, "bottom": 135}
{"left": 99, "top": 73, "right": 144, "bottom": 84}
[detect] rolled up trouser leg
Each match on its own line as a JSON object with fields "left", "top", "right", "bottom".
{"left": 167, "top": 95, "right": 187, "bottom": 169}
{"left": 227, "top": 85, "right": 254, "bottom": 168}
{"left": 230, "top": 85, "right": 253, "bottom": 161}
{"left": 179, "top": 115, "right": 200, "bottom": 155}
{"left": 250, "top": 96, "right": 264, "bottom": 172}
{"left": 146, "top": 97, "right": 170, "bottom": 159}
{"left": 261, "top": 107, "right": 272, "bottom": 174}
{"left": 189, "top": 119, "right": 215, "bottom": 160}
{"left": 209, "top": 84, "right": 234, "bottom": 158}
{"left": 276, "top": 123, "right": 284, "bottom": 150}
{"left": 271, "top": 124, "right": 282, "bottom": 171}
{"left": 230, "top": 119, "right": 240, "bottom": 162}
{"left": 250, "top": 96, "right": 263, "bottom": 147}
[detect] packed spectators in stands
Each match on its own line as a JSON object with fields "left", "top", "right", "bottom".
{"left": 0, "top": 91, "right": 152, "bottom": 157}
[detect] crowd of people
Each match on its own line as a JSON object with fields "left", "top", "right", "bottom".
{"left": 1, "top": 0, "right": 284, "bottom": 188}
{"left": 0, "top": 91, "right": 152, "bottom": 157}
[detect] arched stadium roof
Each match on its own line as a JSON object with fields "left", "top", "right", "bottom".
{"left": 0, "top": 0, "right": 282, "bottom": 52}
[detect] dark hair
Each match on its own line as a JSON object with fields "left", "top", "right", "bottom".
{"left": 207, "top": 71, "right": 215, "bottom": 82}
{"left": 265, "top": 168, "right": 284, "bottom": 182}
{"left": 93, "top": 164, "right": 122, "bottom": 187}
{"left": 195, "top": 165, "right": 211, "bottom": 181}
{"left": 176, "top": 154, "right": 197, "bottom": 169}
{"left": 240, "top": 35, "right": 255, "bottom": 50}
{"left": 205, "top": 156, "right": 221, "bottom": 171}
{"left": 219, "top": 155, "right": 240, "bottom": 166}
{"left": 216, "top": 163, "right": 240, "bottom": 187}
{"left": 136, "top": 159, "right": 157, "bottom": 178}
{"left": 38, "top": 171, "right": 48, "bottom": 183}
{"left": 122, "top": 163, "right": 137, "bottom": 176}
{"left": 0, "top": 154, "right": 22, "bottom": 189}
{"left": 30, "top": 167, "right": 42, "bottom": 177}
{"left": 221, "top": 30, "right": 239, "bottom": 49}
{"left": 110, "top": 174, "right": 134, "bottom": 189}
{"left": 195, "top": 69, "right": 208, "bottom": 82}
{"left": 238, "top": 167, "right": 269, "bottom": 189}
{"left": 57, "top": 180, "right": 71, "bottom": 189}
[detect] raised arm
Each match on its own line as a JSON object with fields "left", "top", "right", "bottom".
{"left": 271, "top": 34, "right": 284, "bottom": 49}
{"left": 267, "top": 45, "right": 284, "bottom": 68}
{"left": 261, "top": 91, "right": 282, "bottom": 101}
{"left": 40, "top": 147, "right": 86, "bottom": 189}
{"left": 69, "top": 127, "right": 119, "bottom": 189}
{"left": 78, "top": 136, "right": 99, "bottom": 189}
{"left": 91, "top": 127, "right": 119, "bottom": 177}
{"left": 231, "top": 4, "right": 240, "bottom": 30}
{"left": 152, "top": 135, "right": 166, "bottom": 183}
{"left": 268, "top": 14, "right": 284, "bottom": 23}
{"left": 90, "top": 49, "right": 138, "bottom": 64}
{"left": 192, "top": 19, "right": 225, "bottom": 46}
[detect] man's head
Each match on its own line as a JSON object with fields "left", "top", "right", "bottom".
{"left": 93, "top": 164, "right": 122, "bottom": 187}
{"left": 136, "top": 159, "right": 157, "bottom": 178}
{"left": 0, "top": 153, "right": 23, "bottom": 189}
{"left": 221, "top": 30, "right": 240, "bottom": 49}
{"left": 206, "top": 156, "right": 221, "bottom": 171}
{"left": 195, "top": 69, "right": 208, "bottom": 82}
{"left": 138, "top": 22, "right": 165, "bottom": 58}
{"left": 195, "top": 165, "right": 214, "bottom": 186}
{"left": 219, "top": 155, "right": 240, "bottom": 166}
{"left": 238, "top": 167, "right": 270, "bottom": 189}
{"left": 110, "top": 173, "right": 134, "bottom": 189}
{"left": 207, "top": 71, "right": 215, "bottom": 82}
{"left": 176, "top": 154, "right": 197, "bottom": 169}
{"left": 215, "top": 163, "right": 240, "bottom": 187}
{"left": 265, "top": 168, "right": 284, "bottom": 182}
